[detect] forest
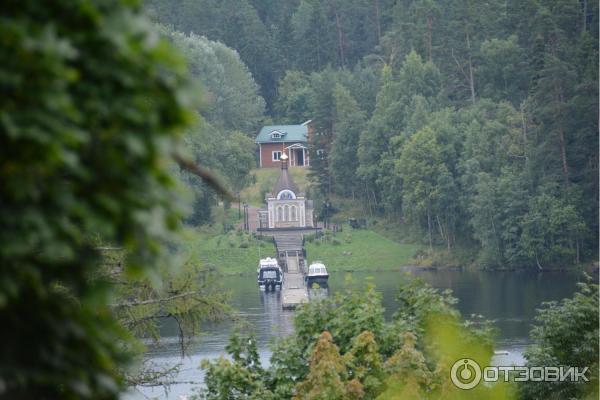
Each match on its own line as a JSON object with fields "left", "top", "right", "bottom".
{"left": 1, "top": 1, "right": 598, "bottom": 400}
{"left": 146, "top": 0, "right": 599, "bottom": 269}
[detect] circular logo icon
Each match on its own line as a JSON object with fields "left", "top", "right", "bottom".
{"left": 450, "top": 358, "right": 482, "bottom": 390}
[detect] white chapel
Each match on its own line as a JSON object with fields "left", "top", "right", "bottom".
{"left": 258, "top": 152, "right": 314, "bottom": 230}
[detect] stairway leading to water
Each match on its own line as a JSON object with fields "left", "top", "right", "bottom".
{"left": 273, "top": 233, "right": 308, "bottom": 309}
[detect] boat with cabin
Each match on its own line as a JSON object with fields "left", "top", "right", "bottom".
{"left": 257, "top": 257, "right": 283, "bottom": 291}
{"left": 306, "top": 261, "right": 329, "bottom": 288}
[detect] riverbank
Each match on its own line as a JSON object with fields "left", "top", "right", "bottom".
{"left": 185, "top": 225, "right": 422, "bottom": 275}
{"left": 364, "top": 216, "right": 598, "bottom": 271}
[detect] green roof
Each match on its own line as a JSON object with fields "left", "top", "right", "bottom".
{"left": 255, "top": 124, "right": 308, "bottom": 144}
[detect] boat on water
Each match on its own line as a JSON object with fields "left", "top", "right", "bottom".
{"left": 306, "top": 261, "right": 329, "bottom": 288}
{"left": 257, "top": 257, "right": 283, "bottom": 291}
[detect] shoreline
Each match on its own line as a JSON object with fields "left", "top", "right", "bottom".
{"left": 213, "top": 263, "right": 597, "bottom": 277}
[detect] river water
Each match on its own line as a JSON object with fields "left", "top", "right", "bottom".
{"left": 129, "top": 268, "right": 589, "bottom": 399}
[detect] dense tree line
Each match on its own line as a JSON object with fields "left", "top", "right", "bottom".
{"left": 145, "top": 0, "right": 598, "bottom": 269}
{"left": 163, "top": 27, "right": 263, "bottom": 224}
{"left": 145, "top": 0, "right": 395, "bottom": 110}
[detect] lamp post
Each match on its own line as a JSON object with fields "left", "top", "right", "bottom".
{"left": 243, "top": 203, "right": 249, "bottom": 231}
{"left": 322, "top": 199, "right": 332, "bottom": 229}
{"left": 280, "top": 152, "right": 288, "bottom": 169}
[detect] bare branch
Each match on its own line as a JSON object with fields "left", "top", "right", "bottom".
{"left": 451, "top": 48, "right": 470, "bottom": 82}
{"left": 133, "top": 380, "right": 203, "bottom": 388}
{"left": 172, "top": 152, "right": 234, "bottom": 200}
{"left": 111, "top": 290, "right": 208, "bottom": 308}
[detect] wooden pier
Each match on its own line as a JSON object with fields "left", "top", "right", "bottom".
{"left": 274, "top": 234, "right": 309, "bottom": 309}
{"left": 281, "top": 271, "right": 308, "bottom": 310}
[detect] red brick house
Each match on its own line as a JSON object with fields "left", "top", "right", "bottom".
{"left": 255, "top": 120, "right": 313, "bottom": 168}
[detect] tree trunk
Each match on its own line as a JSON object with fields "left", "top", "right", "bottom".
{"left": 436, "top": 215, "right": 451, "bottom": 251}
{"left": 465, "top": 28, "right": 476, "bottom": 104}
{"left": 365, "top": 184, "right": 374, "bottom": 217}
{"left": 520, "top": 102, "right": 528, "bottom": 164}
{"left": 426, "top": 17, "right": 433, "bottom": 61}
{"left": 371, "top": 189, "right": 378, "bottom": 206}
{"left": 548, "top": 37, "right": 570, "bottom": 186}
{"left": 555, "top": 84, "right": 570, "bottom": 185}
{"left": 315, "top": 24, "right": 322, "bottom": 69}
{"left": 374, "top": 0, "right": 381, "bottom": 41}
{"left": 535, "top": 252, "right": 543, "bottom": 271}
{"left": 582, "top": 0, "right": 588, "bottom": 32}
{"left": 558, "top": 125, "right": 569, "bottom": 185}
{"left": 435, "top": 214, "right": 445, "bottom": 240}
{"left": 334, "top": 7, "right": 346, "bottom": 67}
{"left": 445, "top": 214, "right": 451, "bottom": 250}
{"left": 427, "top": 206, "right": 433, "bottom": 252}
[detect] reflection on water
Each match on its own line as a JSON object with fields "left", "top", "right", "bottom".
{"left": 129, "top": 268, "right": 591, "bottom": 399}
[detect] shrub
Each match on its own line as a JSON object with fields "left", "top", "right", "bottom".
{"left": 519, "top": 280, "right": 599, "bottom": 399}
{"left": 202, "top": 280, "right": 511, "bottom": 400}
{"left": 304, "top": 233, "right": 316, "bottom": 243}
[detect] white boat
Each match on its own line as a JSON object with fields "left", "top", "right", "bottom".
{"left": 257, "top": 257, "right": 283, "bottom": 291}
{"left": 306, "top": 261, "right": 329, "bottom": 288}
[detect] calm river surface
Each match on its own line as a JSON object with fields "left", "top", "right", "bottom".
{"left": 129, "top": 268, "right": 590, "bottom": 399}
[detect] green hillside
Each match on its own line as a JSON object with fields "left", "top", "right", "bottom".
{"left": 241, "top": 167, "right": 309, "bottom": 206}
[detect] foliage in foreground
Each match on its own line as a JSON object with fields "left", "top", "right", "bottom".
{"left": 0, "top": 0, "right": 204, "bottom": 398}
{"left": 200, "top": 279, "right": 515, "bottom": 400}
{"left": 519, "top": 279, "right": 599, "bottom": 400}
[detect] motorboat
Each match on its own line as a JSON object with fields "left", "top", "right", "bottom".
{"left": 257, "top": 257, "right": 283, "bottom": 291}
{"left": 306, "top": 261, "right": 329, "bottom": 288}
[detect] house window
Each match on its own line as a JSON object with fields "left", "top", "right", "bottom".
{"left": 272, "top": 151, "right": 282, "bottom": 161}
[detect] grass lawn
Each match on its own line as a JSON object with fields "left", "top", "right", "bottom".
{"left": 183, "top": 224, "right": 422, "bottom": 275}
{"left": 306, "top": 228, "right": 421, "bottom": 272}
{"left": 188, "top": 190, "right": 422, "bottom": 274}
{"left": 181, "top": 228, "right": 273, "bottom": 275}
